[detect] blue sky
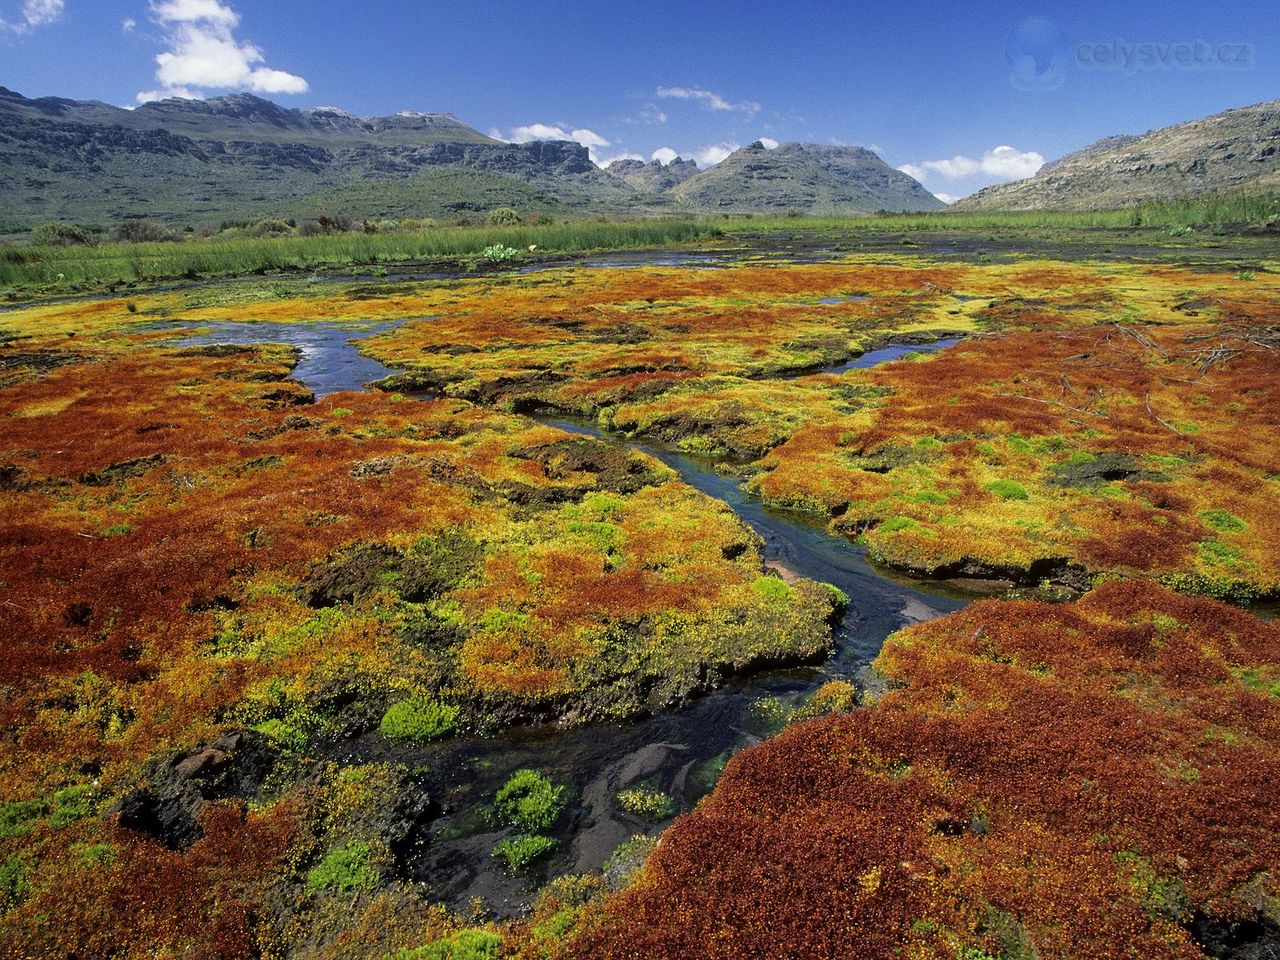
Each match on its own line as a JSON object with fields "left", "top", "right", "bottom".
{"left": 1, "top": 0, "right": 1275, "bottom": 199}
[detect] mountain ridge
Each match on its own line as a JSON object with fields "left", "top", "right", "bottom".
{"left": 0, "top": 87, "right": 941, "bottom": 225}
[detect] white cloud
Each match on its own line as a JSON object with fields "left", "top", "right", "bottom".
{"left": 122, "top": 16, "right": 137, "bottom": 31}
{"left": 693, "top": 142, "right": 739, "bottom": 167}
{"left": 624, "top": 103, "right": 667, "bottom": 125}
{"left": 136, "top": 86, "right": 202, "bottom": 101}
{"left": 138, "top": 0, "right": 308, "bottom": 102}
{"left": 656, "top": 86, "right": 760, "bottom": 119}
{"left": 651, "top": 146, "right": 678, "bottom": 164}
{"left": 503, "top": 123, "right": 612, "bottom": 162}
{"left": 900, "top": 146, "right": 1044, "bottom": 184}
{"left": 932, "top": 192, "right": 961, "bottom": 205}
{"left": 980, "top": 144, "right": 1045, "bottom": 180}
{"left": 598, "top": 152, "right": 644, "bottom": 168}
{"left": 1, "top": 0, "right": 65, "bottom": 33}
{"left": 759, "top": 137, "right": 779, "bottom": 149}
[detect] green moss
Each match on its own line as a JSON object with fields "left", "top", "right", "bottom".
{"left": 984, "top": 479, "right": 1029, "bottom": 501}
{"left": 379, "top": 698, "right": 459, "bottom": 743}
{"left": 1, "top": 853, "right": 30, "bottom": 906}
{"left": 750, "top": 575, "right": 795, "bottom": 602}
{"left": 492, "top": 834, "right": 557, "bottom": 872}
{"left": 0, "top": 799, "right": 46, "bottom": 840}
{"left": 1199, "top": 509, "right": 1248, "bottom": 534}
{"left": 305, "top": 842, "right": 379, "bottom": 894}
{"left": 616, "top": 785, "right": 675, "bottom": 821}
{"left": 47, "top": 784, "right": 95, "bottom": 829}
{"left": 911, "top": 490, "right": 949, "bottom": 505}
{"left": 1197, "top": 539, "right": 1243, "bottom": 567}
{"left": 395, "top": 929, "right": 503, "bottom": 960}
{"left": 879, "top": 515, "right": 921, "bottom": 533}
{"left": 494, "top": 769, "right": 565, "bottom": 832}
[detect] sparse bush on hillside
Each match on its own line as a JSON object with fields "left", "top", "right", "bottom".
{"left": 114, "top": 219, "right": 169, "bottom": 243}
{"left": 248, "top": 218, "right": 293, "bottom": 237}
{"left": 487, "top": 207, "right": 521, "bottom": 225}
{"left": 32, "top": 222, "right": 92, "bottom": 246}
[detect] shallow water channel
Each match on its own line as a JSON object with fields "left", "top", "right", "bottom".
{"left": 165, "top": 317, "right": 979, "bottom": 914}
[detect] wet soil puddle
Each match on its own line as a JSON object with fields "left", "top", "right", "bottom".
{"left": 172, "top": 318, "right": 979, "bottom": 916}
{"left": 821, "top": 336, "right": 960, "bottom": 374}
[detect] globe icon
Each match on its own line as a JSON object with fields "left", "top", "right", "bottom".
{"left": 1007, "top": 17, "right": 1069, "bottom": 90}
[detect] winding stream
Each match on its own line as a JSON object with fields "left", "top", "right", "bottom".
{"left": 164, "top": 317, "right": 978, "bottom": 915}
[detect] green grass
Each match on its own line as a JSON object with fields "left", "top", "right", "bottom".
{"left": 722, "top": 192, "right": 1280, "bottom": 232}
{"left": 0, "top": 220, "right": 723, "bottom": 291}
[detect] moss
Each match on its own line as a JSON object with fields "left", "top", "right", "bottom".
{"left": 379, "top": 698, "right": 459, "bottom": 743}
{"left": 492, "top": 834, "right": 557, "bottom": 873}
{"left": 984, "top": 479, "right": 1029, "bottom": 501}
{"left": 395, "top": 929, "right": 503, "bottom": 960}
{"left": 878, "top": 515, "right": 920, "bottom": 533}
{"left": 616, "top": 786, "right": 675, "bottom": 821}
{"left": 494, "top": 769, "right": 565, "bottom": 833}
{"left": 0, "top": 799, "right": 47, "bottom": 840}
{"left": 47, "top": 784, "right": 96, "bottom": 829}
{"left": 750, "top": 575, "right": 794, "bottom": 603}
{"left": 305, "top": 841, "right": 379, "bottom": 894}
{"left": 1199, "top": 508, "right": 1248, "bottom": 534}
{"left": 1, "top": 853, "right": 30, "bottom": 906}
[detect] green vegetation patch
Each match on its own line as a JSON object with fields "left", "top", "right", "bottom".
{"left": 305, "top": 841, "right": 380, "bottom": 894}
{"left": 379, "top": 698, "right": 459, "bottom": 743}
{"left": 492, "top": 834, "right": 557, "bottom": 873}
{"left": 493, "top": 769, "right": 565, "bottom": 832}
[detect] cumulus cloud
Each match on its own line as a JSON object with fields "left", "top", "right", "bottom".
{"left": 597, "top": 152, "right": 644, "bottom": 168}
{"left": 693, "top": 142, "right": 739, "bottom": 167}
{"left": 932, "top": 192, "right": 961, "bottom": 205}
{"left": 651, "top": 146, "right": 679, "bottom": 164}
{"left": 656, "top": 86, "right": 760, "bottom": 119}
{"left": 137, "top": 0, "right": 308, "bottom": 102}
{"left": 1, "top": 0, "right": 65, "bottom": 33}
{"left": 899, "top": 145, "right": 1044, "bottom": 184}
{"left": 122, "top": 16, "right": 137, "bottom": 31}
{"left": 624, "top": 103, "right": 667, "bottom": 125}
{"left": 759, "top": 137, "right": 779, "bottom": 149}
{"left": 500, "top": 123, "right": 613, "bottom": 162}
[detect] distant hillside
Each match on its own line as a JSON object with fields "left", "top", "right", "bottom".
{"left": 0, "top": 88, "right": 942, "bottom": 226}
{"left": 670, "top": 142, "right": 944, "bottom": 213}
{"left": 955, "top": 99, "right": 1280, "bottom": 211}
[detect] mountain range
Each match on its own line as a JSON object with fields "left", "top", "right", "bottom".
{"left": 0, "top": 87, "right": 940, "bottom": 226}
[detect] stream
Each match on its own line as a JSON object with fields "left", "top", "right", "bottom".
{"left": 164, "top": 317, "right": 978, "bottom": 915}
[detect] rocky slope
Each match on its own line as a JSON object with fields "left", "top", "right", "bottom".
{"left": 671, "top": 141, "right": 944, "bottom": 213}
{"left": 604, "top": 156, "right": 700, "bottom": 192}
{"left": 955, "top": 99, "right": 1280, "bottom": 210}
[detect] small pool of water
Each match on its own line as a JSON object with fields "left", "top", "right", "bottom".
{"left": 822, "top": 337, "right": 960, "bottom": 374}
{"left": 163, "top": 319, "right": 408, "bottom": 397}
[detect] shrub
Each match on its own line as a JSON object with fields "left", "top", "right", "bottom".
{"left": 985, "top": 479, "right": 1029, "bottom": 501}
{"left": 396, "top": 929, "right": 503, "bottom": 960}
{"left": 494, "top": 769, "right": 564, "bottom": 832}
{"left": 1199, "top": 508, "right": 1248, "bottom": 534}
{"left": 114, "top": 219, "right": 169, "bottom": 243}
{"left": 305, "top": 841, "right": 379, "bottom": 893}
{"left": 487, "top": 207, "right": 521, "bottom": 226}
{"left": 616, "top": 786, "right": 675, "bottom": 821}
{"left": 481, "top": 243, "right": 521, "bottom": 263}
{"left": 32, "top": 222, "right": 91, "bottom": 246}
{"left": 492, "top": 834, "right": 557, "bottom": 872}
{"left": 379, "top": 698, "right": 459, "bottom": 743}
{"left": 249, "top": 218, "right": 293, "bottom": 237}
